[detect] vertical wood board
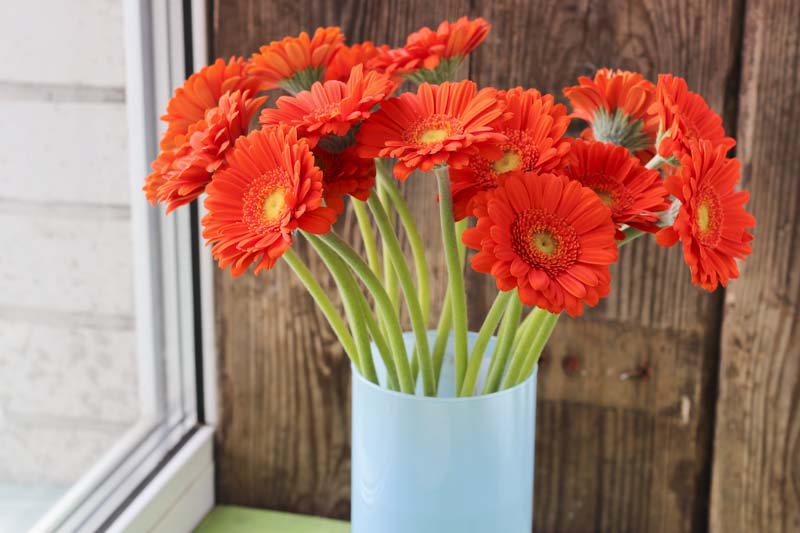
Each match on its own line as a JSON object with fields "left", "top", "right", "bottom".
{"left": 710, "top": 0, "right": 800, "bottom": 530}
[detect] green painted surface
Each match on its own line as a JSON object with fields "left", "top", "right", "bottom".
{"left": 195, "top": 505, "right": 350, "bottom": 533}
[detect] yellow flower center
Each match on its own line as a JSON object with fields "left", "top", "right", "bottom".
{"left": 263, "top": 189, "right": 288, "bottom": 223}
{"left": 693, "top": 191, "right": 723, "bottom": 247}
{"left": 493, "top": 151, "right": 522, "bottom": 174}
{"left": 420, "top": 128, "right": 450, "bottom": 144}
{"left": 405, "top": 114, "right": 464, "bottom": 146}
{"left": 513, "top": 208, "right": 580, "bottom": 277}
{"left": 594, "top": 189, "right": 615, "bottom": 207}
{"left": 242, "top": 169, "right": 294, "bottom": 234}
{"left": 533, "top": 232, "right": 557, "bottom": 255}
{"left": 578, "top": 173, "right": 633, "bottom": 220}
{"left": 697, "top": 203, "right": 711, "bottom": 233}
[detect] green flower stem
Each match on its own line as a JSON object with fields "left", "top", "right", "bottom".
{"left": 279, "top": 66, "right": 324, "bottom": 95}
{"left": 410, "top": 345, "right": 420, "bottom": 385}
{"left": 383, "top": 258, "right": 401, "bottom": 314}
{"left": 509, "top": 307, "right": 537, "bottom": 357}
{"left": 501, "top": 307, "right": 549, "bottom": 390}
{"left": 645, "top": 153, "right": 670, "bottom": 170}
{"left": 434, "top": 166, "right": 469, "bottom": 393}
{"left": 456, "top": 218, "right": 467, "bottom": 263}
{"left": 619, "top": 226, "right": 646, "bottom": 247}
{"left": 367, "top": 195, "right": 436, "bottom": 396}
{"left": 375, "top": 160, "right": 431, "bottom": 324}
{"left": 431, "top": 287, "right": 453, "bottom": 389}
{"left": 431, "top": 218, "right": 468, "bottom": 391}
{"left": 282, "top": 247, "right": 359, "bottom": 370}
{"left": 459, "top": 290, "right": 513, "bottom": 396}
{"left": 359, "top": 290, "right": 399, "bottom": 391}
{"left": 375, "top": 159, "right": 431, "bottom": 387}
{"left": 304, "top": 235, "right": 379, "bottom": 385}
{"left": 515, "top": 311, "right": 560, "bottom": 387}
{"left": 484, "top": 295, "right": 514, "bottom": 382}
{"left": 377, "top": 179, "right": 401, "bottom": 313}
{"left": 482, "top": 294, "right": 523, "bottom": 395}
{"left": 352, "top": 199, "right": 382, "bottom": 279}
{"left": 314, "top": 232, "right": 416, "bottom": 394}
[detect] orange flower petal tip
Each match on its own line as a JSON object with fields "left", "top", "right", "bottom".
{"left": 325, "top": 41, "right": 391, "bottom": 82}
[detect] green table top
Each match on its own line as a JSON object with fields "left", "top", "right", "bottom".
{"left": 196, "top": 506, "right": 350, "bottom": 533}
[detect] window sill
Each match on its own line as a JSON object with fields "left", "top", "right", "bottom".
{"left": 106, "top": 426, "right": 214, "bottom": 532}
{"left": 196, "top": 506, "right": 349, "bottom": 533}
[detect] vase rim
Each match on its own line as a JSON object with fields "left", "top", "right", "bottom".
{"left": 352, "top": 357, "right": 537, "bottom": 403}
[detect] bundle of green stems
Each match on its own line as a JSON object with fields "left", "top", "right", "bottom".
{"left": 282, "top": 158, "right": 645, "bottom": 397}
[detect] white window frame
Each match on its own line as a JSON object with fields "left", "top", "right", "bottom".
{"left": 30, "top": 1, "right": 216, "bottom": 532}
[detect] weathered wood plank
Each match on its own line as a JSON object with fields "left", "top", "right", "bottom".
{"left": 710, "top": 0, "right": 800, "bottom": 531}
{"left": 213, "top": 1, "right": 744, "bottom": 529}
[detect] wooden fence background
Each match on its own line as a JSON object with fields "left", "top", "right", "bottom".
{"left": 210, "top": 1, "right": 799, "bottom": 531}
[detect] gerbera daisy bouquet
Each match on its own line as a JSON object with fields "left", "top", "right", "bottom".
{"left": 145, "top": 18, "right": 755, "bottom": 400}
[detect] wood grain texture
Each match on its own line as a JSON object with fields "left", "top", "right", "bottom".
{"left": 710, "top": 0, "right": 800, "bottom": 531}
{"left": 212, "top": 1, "right": 748, "bottom": 530}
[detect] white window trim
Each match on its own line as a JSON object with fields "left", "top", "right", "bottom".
{"left": 106, "top": 427, "right": 214, "bottom": 533}
{"left": 30, "top": 1, "right": 216, "bottom": 531}
{"left": 194, "top": 0, "right": 218, "bottom": 427}
{"left": 109, "top": 2, "right": 217, "bottom": 531}
{"left": 109, "top": 1, "right": 217, "bottom": 531}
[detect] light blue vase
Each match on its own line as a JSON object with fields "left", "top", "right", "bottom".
{"left": 351, "top": 331, "right": 537, "bottom": 533}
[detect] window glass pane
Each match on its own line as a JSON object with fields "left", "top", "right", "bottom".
{"left": 0, "top": 3, "right": 139, "bottom": 530}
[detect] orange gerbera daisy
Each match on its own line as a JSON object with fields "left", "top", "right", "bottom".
{"left": 153, "top": 90, "right": 267, "bottom": 213}
{"left": 652, "top": 74, "right": 735, "bottom": 160}
{"left": 355, "top": 80, "right": 506, "bottom": 181}
{"left": 563, "top": 69, "right": 658, "bottom": 163}
{"left": 370, "top": 17, "right": 491, "bottom": 83}
{"left": 202, "top": 126, "right": 337, "bottom": 276}
{"left": 313, "top": 144, "right": 375, "bottom": 213}
{"left": 159, "top": 57, "right": 263, "bottom": 151}
{"left": 463, "top": 172, "right": 618, "bottom": 317}
{"left": 564, "top": 139, "right": 670, "bottom": 236}
{"left": 325, "top": 41, "right": 391, "bottom": 82}
{"left": 247, "top": 27, "right": 345, "bottom": 94}
{"left": 450, "top": 87, "right": 571, "bottom": 219}
{"left": 144, "top": 150, "right": 178, "bottom": 205}
{"left": 259, "top": 64, "right": 396, "bottom": 142}
{"left": 655, "top": 141, "right": 754, "bottom": 291}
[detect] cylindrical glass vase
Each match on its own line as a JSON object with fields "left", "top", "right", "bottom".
{"left": 351, "top": 331, "right": 536, "bottom": 533}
